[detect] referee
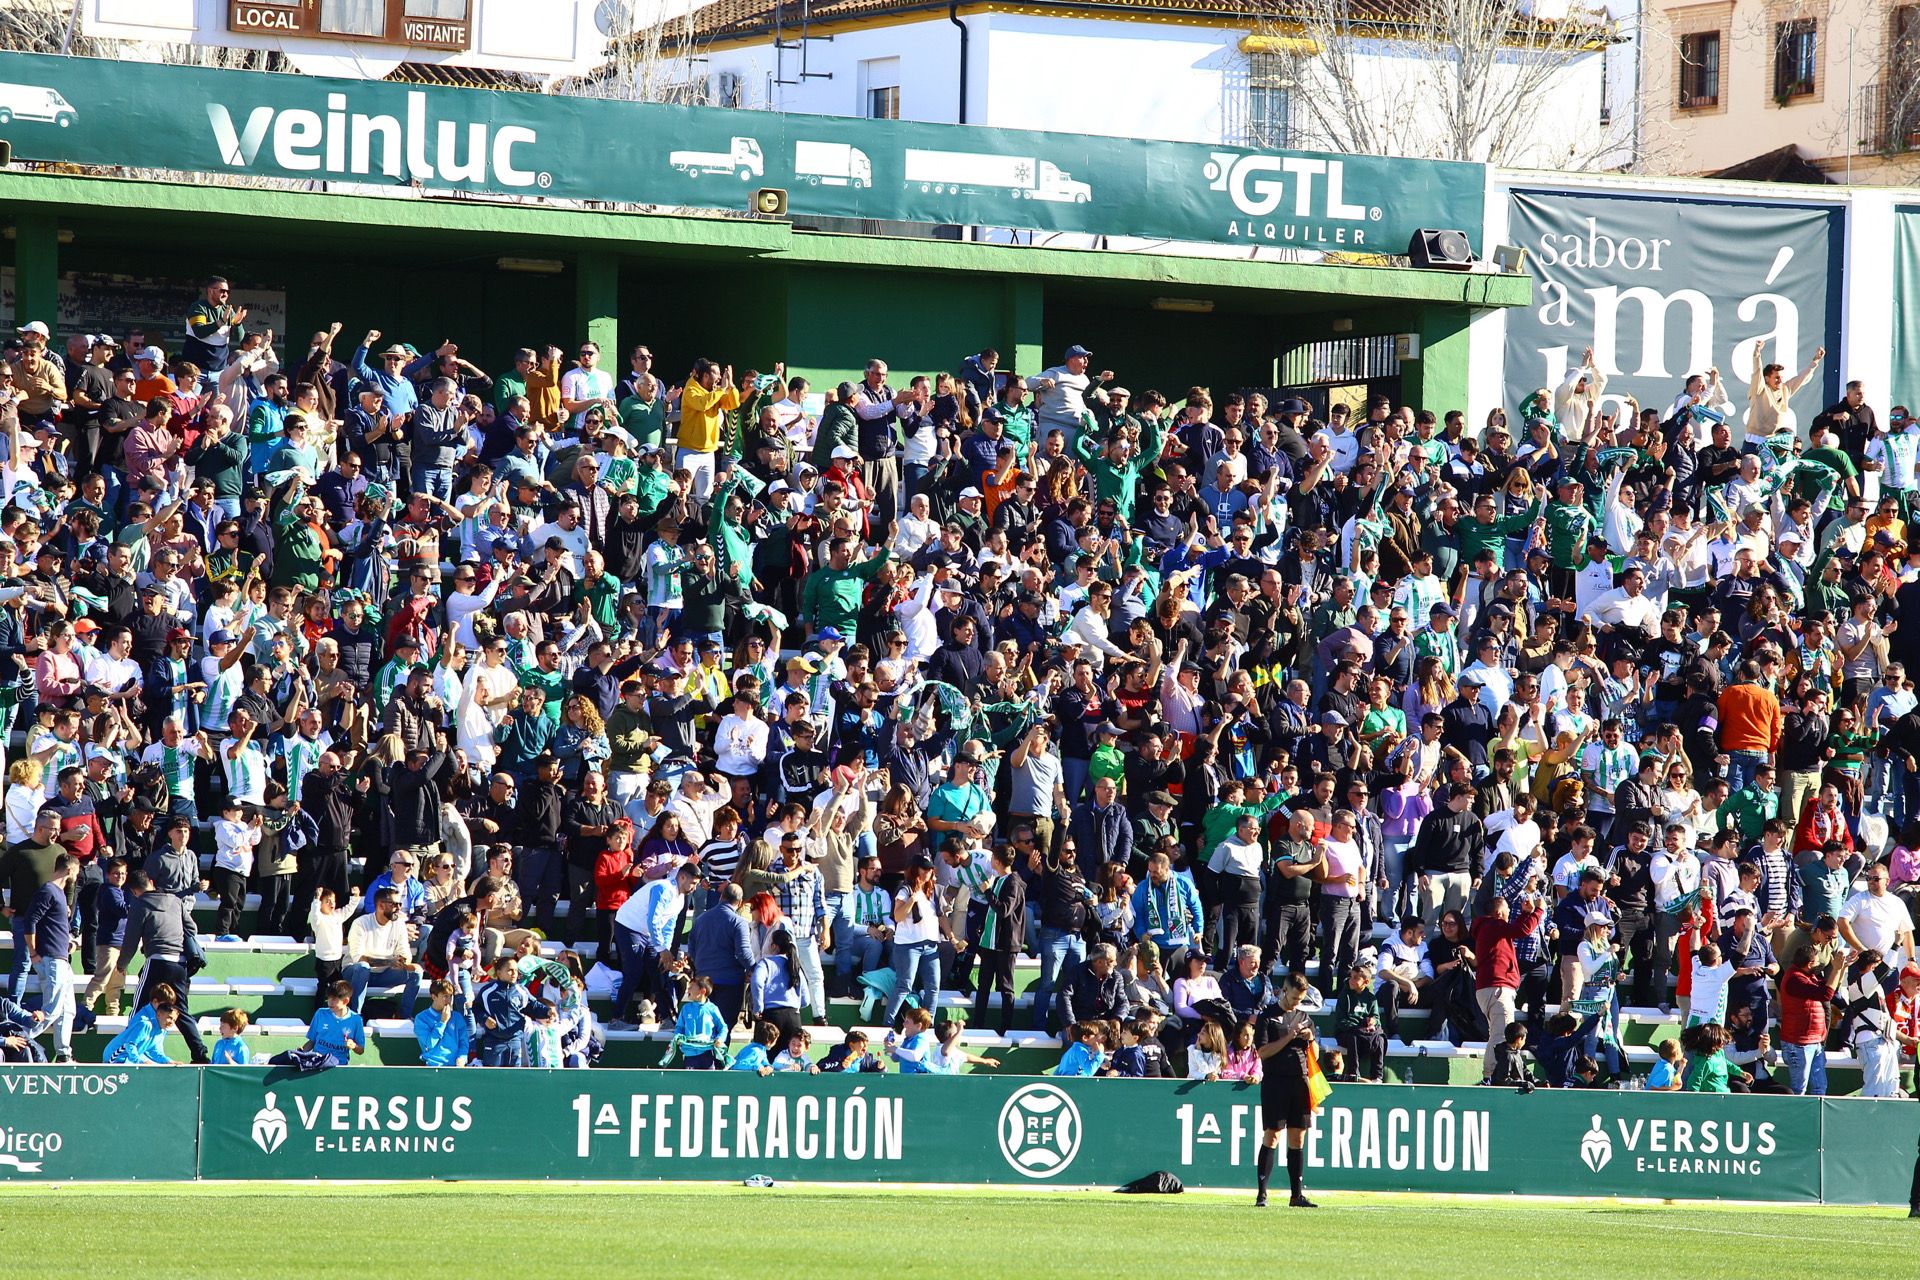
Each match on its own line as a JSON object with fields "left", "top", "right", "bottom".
{"left": 1254, "top": 971, "right": 1319, "bottom": 1208}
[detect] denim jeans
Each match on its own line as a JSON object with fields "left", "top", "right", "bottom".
{"left": 6, "top": 918, "right": 28, "bottom": 999}
{"left": 344, "top": 962, "right": 422, "bottom": 1017}
{"left": 412, "top": 465, "right": 454, "bottom": 503}
{"left": 212, "top": 496, "right": 241, "bottom": 521}
{"left": 1724, "top": 749, "right": 1769, "bottom": 794}
{"left": 792, "top": 936, "right": 827, "bottom": 1020}
{"left": 1781, "top": 1040, "right": 1827, "bottom": 1095}
{"left": 34, "top": 956, "right": 72, "bottom": 1056}
{"left": 836, "top": 926, "right": 887, "bottom": 981}
{"left": 886, "top": 940, "right": 940, "bottom": 1024}
{"left": 1859, "top": 1037, "right": 1901, "bottom": 1097}
{"left": 1378, "top": 833, "right": 1417, "bottom": 927}
{"left": 1060, "top": 758, "right": 1091, "bottom": 810}
{"left": 1031, "top": 925, "right": 1087, "bottom": 1031}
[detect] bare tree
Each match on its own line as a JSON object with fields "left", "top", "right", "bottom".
{"left": 560, "top": 0, "right": 707, "bottom": 106}
{"left": 1250, "top": 0, "right": 1630, "bottom": 168}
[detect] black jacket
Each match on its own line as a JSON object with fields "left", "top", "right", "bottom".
{"left": 1059, "top": 960, "right": 1131, "bottom": 1027}
{"left": 301, "top": 769, "right": 356, "bottom": 850}
{"left": 1411, "top": 806, "right": 1482, "bottom": 877}
{"left": 386, "top": 753, "right": 445, "bottom": 848}
{"left": 978, "top": 870, "right": 1027, "bottom": 952}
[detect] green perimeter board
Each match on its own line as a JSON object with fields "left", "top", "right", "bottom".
{"left": 0, "top": 1066, "right": 199, "bottom": 1181}
{"left": 196, "top": 1068, "right": 1820, "bottom": 1200}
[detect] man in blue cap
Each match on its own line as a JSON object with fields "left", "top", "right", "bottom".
{"left": 1024, "top": 344, "right": 1113, "bottom": 444}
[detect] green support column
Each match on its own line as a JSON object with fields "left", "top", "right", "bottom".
{"left": 1402, "top": 303, "right": 1471, "bottom": 417}
{"left": 574, "top": 250, "right": 619, "bottom": 357}
{"left": 11, "top": 211, "right": 58, "bottom": 333}
{"left": 1003, "top": 277, "right": 1043, "bottom": 376}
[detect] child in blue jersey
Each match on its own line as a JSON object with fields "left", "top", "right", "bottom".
{"left": 729, "top": 1021, "right": 780, "bottom": 1075}
{"left": 887, "top": 1007, "right": 938, "bottom": 1073}
{"left": 820, "top": 1029, "right": 884, "bottom": 1073}
{"left": 102, "top": 994, "right": 180, "bottom": 1065}
{"left": 306, "top": 981, "right": 366, "bottom": 1065}
{"left": 414, "top": 979, "right": 471, "bottom": 1067}
{"left": 1053, "top": 1022, "right": 1109, "bottom": 1077}
{"left": 673, "top": 975, "right": 729, "bottom": 1069}
{"left": 211, "top": 1009, "right": 252, "bottom": 1064}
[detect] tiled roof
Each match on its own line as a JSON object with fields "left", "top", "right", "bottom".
{"left": 690, "top": 0, "right": 1274, "bottom": 41}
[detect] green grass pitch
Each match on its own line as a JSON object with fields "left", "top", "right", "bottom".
{"left": 0, "top": 1185, "right": 1913, "bottom": 1278}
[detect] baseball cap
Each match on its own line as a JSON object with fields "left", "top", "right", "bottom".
{"left": 1278, "top": 397, "right": 1310, "bottom": 416}
{"left": 1064, "top": 344, "right": 1093, "bottom": 359}
{"left": 959, "top": 486, "right": 983, "bottom": 500}
{"left": 816, "top": 626, "right": 844, "bottom": 643}
{"left": 72, "top": 618, "right": 99, "bottom": 635}
{"left": 767, "top": 479, "right": 790, "bottom": 495}
{"left": 16, "top": 321, "right": 48, "bottom": 338}
{"left": 137, "top": 345, "right": 166, "bottom": 363}
{"left": 209, "top": 628, "right": 237, "bottom": 646}
{"left": 831, "top": 444, "right": 859, "bottom": 461}
{"left": 1902, "top": 964, "right": 1920, "bottom": 982}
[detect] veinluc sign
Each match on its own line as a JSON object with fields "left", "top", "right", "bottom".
{"left": 205, "top": 92, "right": 540, "bottom": 187}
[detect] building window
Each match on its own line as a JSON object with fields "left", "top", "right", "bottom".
{"left": 1773, "top": 19, "right": 1817, "bottom": 100}
{"left": 319, "top": 0, "right": 386, "bottom": 36}
{"left": 862, "top": 58, "right": 901, "bottom": 119}
{"left": 1678, "top": 32, "right": 1721, "bottom": 108}
{"left": 1247, "top": 52, "right": 1293, "bottom": 147}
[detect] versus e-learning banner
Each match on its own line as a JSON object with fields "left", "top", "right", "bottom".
{"left": 0, "top": 51, "right": 1480, "bottom": 253}
{"left": 1502, "top": 187, "right": 1844, "bottom": 432}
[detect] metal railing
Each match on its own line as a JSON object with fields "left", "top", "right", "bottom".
{"left": 1858, "top": 80, "right": 1920, "bottom": 154}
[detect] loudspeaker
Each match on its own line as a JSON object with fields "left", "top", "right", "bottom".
{"left": 752, "top": 187, "right": 788, "bottom": 217}
{"left": 1408, "top": 228, "right": 1473, "bottom": 270}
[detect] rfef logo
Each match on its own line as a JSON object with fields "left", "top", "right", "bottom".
{"left": 997, "top": 1083, "right": 1081, "bottom": 1178}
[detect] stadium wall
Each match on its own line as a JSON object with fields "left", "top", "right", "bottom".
{"left": 1, "top": 1066, "right": 1912, "bottom": 1203}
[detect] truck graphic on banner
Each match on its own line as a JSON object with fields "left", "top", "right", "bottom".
{"left": 794, "top": 141, "right": 872, "bottom": 188}
{"left": 669, "top": 136, "right": 764, "bottom": 180}
{"left": 903, "top": 149, "right": 1090, "bottom": 203}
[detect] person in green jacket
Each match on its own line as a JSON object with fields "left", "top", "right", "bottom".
{"left": 493, "top": 347, "right": 533, "bottom": 415}
{"left": 183, "top": 406, "right": 249, "bottom": 517}
{"left": 799, "top": 540, "right": 890, "bottom": 643}
{"left": 809, "top": 383, "right": 859, "bottom": 472}
{"left": 1456, "top": 490, "right": 1540, "bottom": 568}
{"left": 617, "top": 381, "right": 668, "bottom": 450}
{"left": 709, "top": 464, "right": 763, "bottom": 592}
{"left": 1197, "top": 776, "right": 1291, "bottom": 855}
{"left": 1544, "top": 475, "right": 1597, "bottom": 594}
{"left": 1072, "top": 414, "right": 1164, "bottom": 523}
{"left": 269, "top": 482, "right": 325, "bottom": 592}
{"left": 1680, "top": 1022, "right": 1736, "bottom": 1092}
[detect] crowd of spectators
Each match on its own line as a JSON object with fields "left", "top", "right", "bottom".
{"left": 0, "top": 282, "right": 1914, "bottom": 1109}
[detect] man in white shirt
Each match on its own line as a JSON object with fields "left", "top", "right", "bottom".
{"left": 343, "top": 887, "right": 421, "bottom": 1016}
{"left": 527, "top": 500, "right": 590, "bottom": 578}
{"left": 559, "top": 342, "right": 614, "bottom": 418}
{"left": 1580, "top": 564, "right": 1660, "bottom": 637}
{"left": 666, "top": 768, "right": 729, "bottom": 850}
{"left": 1024, "top": 344, "right": 1110, "bottom": 440}
{"left": 1839, "top": 866, "right": 1916, "bottom": 963}
{"left": 82, "top": 625, "right": 144, "bottom": 706}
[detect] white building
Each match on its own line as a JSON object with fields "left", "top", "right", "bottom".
{"left": 686, "top": 0, "right": 1621, "bottom": 170}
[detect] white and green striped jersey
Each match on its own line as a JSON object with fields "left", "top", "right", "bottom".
{"left": 140, "top": 738, "right": 203, "bottom": 801}
{"left": 373, "top": 659, "right": 422, "bottom": 714}
{"left": 1394, "top": 574, "right": 1447, "bottom": 626}
{"left": 201, "top": 656, "right": 243, "bottom": 734}
{"left": 643, "top": 541, "right": 686, "bottom": 609}
{"left": 951, "top": 847, "right": 994, "bottom": 902}
{"left": 281, "top": 732, "right": 331, "bottom": 804}
{"left": 848, "top": 885, "right": 890, "bottom": 927}
{"left": 223, "top": 740, "right": 268, "bottom": 806}
{"left": 29, "top": 729, "right": 81, "bottom": 782}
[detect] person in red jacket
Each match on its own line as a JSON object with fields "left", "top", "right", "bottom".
{"left": 1778, "top": 944, "right": 1847, "bottom": 1095}
{"left": 1792, "top": 781, "right": 1854, "bottom": 860}
{"left": 1471, "top": 889, "right": 1546, "bottom": 1084}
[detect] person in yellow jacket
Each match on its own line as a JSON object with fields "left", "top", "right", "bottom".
{"left": 677, "top": 358, "right": 739, "bottom": 501}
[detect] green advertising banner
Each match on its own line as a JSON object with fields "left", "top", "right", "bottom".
{"left": 0, "top": 51, "right": 1481, "bottom": 253}
{"left": 1891, "top": 206, "right": 1920, "bottom": 410}
{"left": 198, "top": 1067, "right": 1823, "bottom": 1201}
{"left": 1816, "top": 1099, "right": 1920, "bottom": 1206}
{"left": 0, "top": 1066, "right": 199, "bottom": 1181}
{"left": 1502, "top": 187, "right": 1844, "bottom": 436}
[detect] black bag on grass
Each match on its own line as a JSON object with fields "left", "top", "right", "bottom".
{"left": 1115, "top": 1171, "right": 1184, "bottom": 1194}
